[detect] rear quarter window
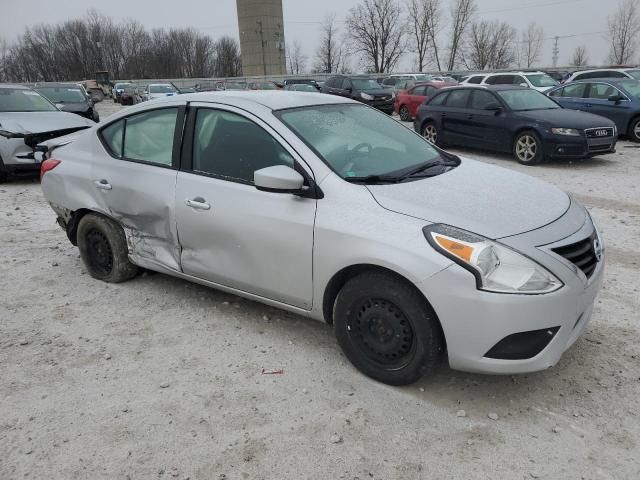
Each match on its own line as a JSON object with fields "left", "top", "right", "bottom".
{"left": 428, "top": 92, "right": 448, "bottom": 106}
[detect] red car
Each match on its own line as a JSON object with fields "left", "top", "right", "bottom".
{"left": 394, "top": 82, "right": 448, "bottom": 121}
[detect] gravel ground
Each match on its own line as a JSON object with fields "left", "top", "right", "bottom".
{"left": 1, "top": 100, "right": 639, "bottom": 480}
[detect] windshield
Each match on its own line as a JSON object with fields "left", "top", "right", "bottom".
{"left": 619, "top": 80, "right": 640, "bottom": 98}
{"left": 525, "top": 74, "right": 559, "bottom": 88}
{"left": 0, "top": 88, "right": 57, "bottom": 112}
{"left": 149, "top": 85, "right": 175, "bottom": 93}
{"left": 352, "top": 79, "right": 382, "bottom": 90}
{"left": 625, "top": 70, "right": 640, "bottom": 79}
{"left": 497, "top": 89, "right": 561, "bottom": 111}
{"left": 115, "top": 83, "right": 130, "bottom": 89}
{"left": 414, "top": 74, "right": 432, "bottom": 81}
{"left": 276, "top": 104, "right": 442, "bottom": 179}
{"left": 35, "top": 86, "right": 86, "bottom": 103}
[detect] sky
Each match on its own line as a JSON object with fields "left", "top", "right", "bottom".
{"left": 0, "top": 0, "right": 623, "bottom": 72}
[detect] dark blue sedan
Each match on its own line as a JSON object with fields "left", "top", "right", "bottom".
{"left": 547, "top": 78, "right": 640, "bottom": 142}
{"left": 414, "top": 85, "right": 617, "bottom": 165}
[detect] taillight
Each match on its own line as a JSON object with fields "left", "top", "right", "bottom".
{"left": 40, "top": 159, "right": 61, "bottom": 180}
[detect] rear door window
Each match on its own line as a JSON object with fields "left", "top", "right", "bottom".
{"left": 467, "top": 76, "right": 484, "bottom": 84}
{"left": 429, "top": 92, "right": 448, "bottom": 106}
{"left": 444, "top": 89, "right": 470, "bottom": 108}
{"left": 561, "top": 83, "right": 587, "bottom": 98}
{"left": 123, "top": 109, "right": 178, "bottom": 166}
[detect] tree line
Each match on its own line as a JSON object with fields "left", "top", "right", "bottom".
{"left": 0, "top": 10, "right": 241, "bottom": 83}
{"left": 312, "top": 0, "right": 639, "bottom": 74}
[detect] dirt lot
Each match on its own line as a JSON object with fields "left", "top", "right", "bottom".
{"left": 1, "top": 100, "right": 639, "bottom": 480}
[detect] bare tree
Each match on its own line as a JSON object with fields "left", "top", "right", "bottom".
{"left": 520, "top": 22, "right": 544, "bottom": 68}
{"left": 464, "top": 20, "right": 516, "bottom": 70}
{"left": 214, "top": 36, "right": 242, "bottom": 77}
{"left": 346, "top": 0, "right": 405, "bottom": 73}
{"left": 608, "top": 0, "right": 640, "bottom": 65}
{"left": 424, "top": 0, "right": 444, "bottom": 71}
{"left": 286, "top": 40, "right": 307, "bottom": 74}
{"left": 571, "top": 45, "right": 589, "bottom": 67}
{"left": 406, "top": 0, "right": 429, "bottom": 72}
{"left": 314, "top": 13, "right": 344, "bottom": 73}
{"left": 447, "top": 0, "right": 476, "bottom": 71}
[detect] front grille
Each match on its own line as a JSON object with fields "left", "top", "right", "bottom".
{"left": 552, "top": 233, "right": 599, "bottom": 278}
{"left": 585, "top": 127, "right": 614, "bottom": 138}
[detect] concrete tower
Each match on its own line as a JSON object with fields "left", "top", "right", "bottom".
{"left": 236, "top": 0, "right": 287, "bottom": 76}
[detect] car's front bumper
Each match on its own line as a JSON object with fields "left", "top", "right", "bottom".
{"left": 417, "top": 212, "right": 604, "bottom": 375}
{"left": 544, "top": 134, "right": 616, "bottom": 159}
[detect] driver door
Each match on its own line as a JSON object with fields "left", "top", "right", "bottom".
{"left": 174, "top": 103, "right": 317, "bottom": 309}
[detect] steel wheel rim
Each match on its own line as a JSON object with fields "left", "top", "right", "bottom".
{"left": 86, "top": 228, "right": 114, "bottom": 276}
{"left": 516, "top": 135, "right": 537, "bottom": 162}
{"left": 634, "top": 122, "right": 640, "bottom": 139}
{"left": 400, "top": 106, "right": 409, "bottom": 121}
{"left": 424, "top": 125, "right": 437, "bottom": 144}
{"left": 347, "top": 298, "right": 416, "bottom": 370}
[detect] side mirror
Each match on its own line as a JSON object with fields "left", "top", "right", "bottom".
{"left": 485, "top": 103, "right": 503, "bottom": 114}
{"left": 254, "top": 165, "right": 304, "bottom": 193}
{"left": 608, "top": 94, "right": 622, "bottom": 103}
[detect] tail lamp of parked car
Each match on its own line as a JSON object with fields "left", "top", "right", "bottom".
{"left": 40, "top": 159, "right": 61, "bottom": 180}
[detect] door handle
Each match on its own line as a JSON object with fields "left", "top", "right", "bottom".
{"left": 185, "top": 197, "right": 211, "bottom": 211}
{"left": 584, "top": 103, "right": 592, "bottom": 107}
{"left": 467, "top": 114, "right": 474, "bottom": 119}
{"left": 94, "top": 179, "right": 112, "bottom": 190}
{"left": 441, "top": 112, "right": 447, "bottom": 117}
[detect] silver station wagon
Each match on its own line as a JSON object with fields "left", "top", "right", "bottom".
{"left": 40, "top": 91, "right": 604, "bottom": 385}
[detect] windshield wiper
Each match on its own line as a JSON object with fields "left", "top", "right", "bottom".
{"left": 343, "top": 174, "right": 401, "bottom": 184}
{"left": 395, "top": 157, "right": 459, "bottom": 180}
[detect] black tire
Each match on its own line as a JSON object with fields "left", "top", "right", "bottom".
{"left": 628, "top": 117, "right": 640, "bottom": 142}
{"left": 0, "top": 155, "right": 7, "bottom": 183}
{"left": 333, "top": 272, "right": 443, "bottom": 385}
{"left": 513, "top": 130, "right": 544, "bottom": 165}
{"left": 422, "top": 121, "right": 443, "bottom": 147}
{"left": 77, "top": 213, "right": 138, "bottom": 283}
{"left": 399, "top": 105, "right": 411, "bottom": 122}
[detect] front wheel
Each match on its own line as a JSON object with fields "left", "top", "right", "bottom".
{"left": 77, "top": 213, "right": 139, "bottom": 283}
{"left": 333, "top": 272, "right": 443, "bottom": 385}
{"left": 513, "top": 131, "right": 543, "bottom": 165}
{"left": 629, "top": 117, "right": 640, "bottom": 142}
{"left": 422, "top": 121, "right": 442, "bottom": 147}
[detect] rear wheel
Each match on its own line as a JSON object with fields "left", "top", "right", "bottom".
{"left": 513, "top": 131, "right": 543, "bottom": 165}
{"left": 77, "top": 213, "right": 138, "bottom": 283}
{"left": 399, "top": 105, "right": 411, "bottom": 122}
{"left": 333, "top": 272, "right": 443, "bottom": 385}
{"left": 629, "top": 117, "right": 640, "bottom": 142}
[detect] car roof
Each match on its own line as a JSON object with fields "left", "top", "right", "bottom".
{"left": 442, "top": 84, "right": 528, "bottom": 92}
{"left": 34, "top": 83, "right": 83, "bottom": 88}
{"left": 0, "top": 83, "right": 30, "bottom": 90}
{"left": 154, "top": 90, "right": 354, "bottom": 111}
{"left": 562, "top": 77, "right": 635, "bottom": 84}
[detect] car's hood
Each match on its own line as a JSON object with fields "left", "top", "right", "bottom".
{"left": 366, "top": 158, "right": 570, "bottom": 239}
{"left": 0, "top": 111, "right": 94, "bottom": 133}
{"left": 517, "top": 108, "right": 616, "bottom": 129}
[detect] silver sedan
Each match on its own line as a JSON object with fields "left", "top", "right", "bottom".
{"left": 39, "top": 91, "right": 604, "bottom": 385}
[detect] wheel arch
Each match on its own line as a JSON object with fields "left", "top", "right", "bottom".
{"left": 66, "top": 208, "right": 114, "bottom": 246}
{"left": 321, "top": 263, "right": 446, "bottom": 350}
{"left": 626, "top": 114, "right": 640, "bottom": 138}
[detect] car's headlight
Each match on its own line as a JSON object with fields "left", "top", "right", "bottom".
{"left": 424, "top": 224, "right": 563, "bottom": 294}
{"left": 361, "top": 92, "right": 374, "bottom": 100}
{"left": 551, "top": 128, "right": 580, "bottom": 136}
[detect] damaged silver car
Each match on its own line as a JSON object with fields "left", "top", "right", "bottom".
{"left": 0, "top": 84, "right": 95, "bottom": 180}
{"left": 40, "top": 92, "right": 604, "bottom": 386}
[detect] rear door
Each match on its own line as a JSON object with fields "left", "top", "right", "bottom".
{"left": 440, "top": 89, "right": 472, "bottom": 144}
{"left": 552, "top": 83, "right": 588, "bottom": 111}
{"left": 92, "top": 105, "right": 184, "bottom": 270}
{"left": 174, "top": 103, "right": 316, "bottom": 309}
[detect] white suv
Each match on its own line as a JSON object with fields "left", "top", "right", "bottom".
{"left": 481, "top": 72, "right": 559, "bottom": 92}
{"left": 565, "top": 68, "right": 640, "bottom": 83}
